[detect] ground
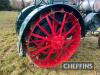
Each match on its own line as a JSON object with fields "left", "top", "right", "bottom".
{"left": 0, "top": 11, "right": 100, "bottom": 75}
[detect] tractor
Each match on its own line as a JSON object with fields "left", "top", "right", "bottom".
{"left": 16, "top": 0, "right": 100, "bottom": 68}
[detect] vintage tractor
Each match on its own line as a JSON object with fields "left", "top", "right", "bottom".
{"left": 16, "top": 0, "right": 100, "bottom": 68}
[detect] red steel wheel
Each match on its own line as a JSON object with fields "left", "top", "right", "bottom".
{"left": 24, "top": 8, "right": 81, "bottom": 68}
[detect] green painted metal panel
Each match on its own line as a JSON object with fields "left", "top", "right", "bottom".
{"left": 16, "top": 5, "right": 41, "bottom": 33}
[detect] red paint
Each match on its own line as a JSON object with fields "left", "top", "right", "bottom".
{"left": 25, "top": 10, "right": 81, "bottom": 68}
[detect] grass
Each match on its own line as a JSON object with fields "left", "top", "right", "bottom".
{"left": 0, "top": 11, "right": 100, "bottom": 75}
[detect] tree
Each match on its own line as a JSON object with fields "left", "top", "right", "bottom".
{"left": 0, "top": 0, "right": 11, "bottom": 10}
{"left": 22, "top": 0, "right": 25, "bottom": 8}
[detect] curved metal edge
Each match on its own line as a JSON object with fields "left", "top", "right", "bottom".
{"left": 16, "top": 5, "right": 35, "bottom": 23}
{"left": 16, "top": 5, "right": 38, "bottom": 56}
{"left": 84, "top": 13, "right": 97, "bottom": 23}
{"left": 16, "top": 5, "right": 38, "bottom": 34}
{"left": 18, "top": 4, "right": 85, "bottom": 56}
{"left": 84, "top": 12, "right": 100, "bottom": 32}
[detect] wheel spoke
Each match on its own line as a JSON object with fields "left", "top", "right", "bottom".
{"left": 65, "top": 39, "right": 74, "bottom": 45}
{"left": 44, "top": 49, "right": 53, "bottom": 61}
{"left": 26, "top": 39, "right": 44, "bottom": 48}
{"left": 59, "top": 13, "right": 67, "bottom": 35}
{"left": 31, "top": 33, "right": 49, "bottom": 41}
{"left": 46, "top": 17, "right": 56, "bottom": 36}
{"left": 30, "top": 45, "right": 50, "bottom": 55}
{"left": 50, "top": 15, "right": 59, "bottom": 33}
{"left": 29, "top": 41, "right": 38, "bottom": 46}
{"left": 62, "top": 39, "right": 75, "bottom": 49}
{"left": 41, "top": 50, "right": 49, "bottom": 54}
{"left": 37, "top": 24, "right": 50, "bottom": 37}
{"left": 55, "top": 49, "right": 60, "bottom": 59}
{"left": 64, "top": 24, "right": 77, "bottom": 37}
{"left": 49, "top": 15, "right": 59, "bottom": 25}
{"left": 30, "top": 39, "right": 44, "bottom": 45}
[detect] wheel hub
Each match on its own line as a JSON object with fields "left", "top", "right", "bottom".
{"left": 51, "top": 35, "right": 65, "bottom": 49}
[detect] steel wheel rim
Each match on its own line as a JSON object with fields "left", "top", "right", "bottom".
{"left": 24, "top": 8, "right": 81, "bottom": 68}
